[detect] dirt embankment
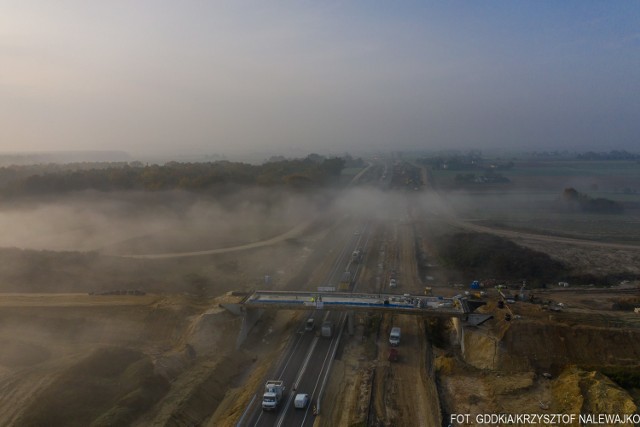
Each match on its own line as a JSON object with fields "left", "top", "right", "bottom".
{"left": 553, "top": 366, "right": 637, "bottom": 419}
{"left": 204, "top": 311, "right": 302, "bottom": 427}
{"left": 0, "top": 295, "right": 192, "bottom": 426}
{"left": 0, "top": 205, "right": 344, "bottom": 426}
{"left": 440, "top": 299, "right": 640, "bottom": 425}
{"left": 439, "top": 361, "right": 638, "bottom": 425}
{"left": 459, "top": 303, "right": 640, "bottom": 372}
{"left": 461, "top": 319, "right": 640, "bottom": 371}
{"left": 0, "top": 293, "right": 290, "bottom": 427}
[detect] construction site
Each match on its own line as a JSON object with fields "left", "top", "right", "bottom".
{"left": 0, "top": 161, "right": 639, "bottom": 427}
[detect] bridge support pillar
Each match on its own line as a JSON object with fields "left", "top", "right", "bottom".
{"left": 221, "top": 303, "right": 265, "bottom": 348}
{"left": 238, "top": 307, "right": 264, "bottom": 348}
{"left": 347, "top": 310, "right": 355, "bottom": 335}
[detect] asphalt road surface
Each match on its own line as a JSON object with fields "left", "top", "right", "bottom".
{"left": 239, "top": 223, "right": 370, "bottom": 427}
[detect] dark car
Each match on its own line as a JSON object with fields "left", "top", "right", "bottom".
{"left": 305, "top": 318, "right": 315, "bottom": 331}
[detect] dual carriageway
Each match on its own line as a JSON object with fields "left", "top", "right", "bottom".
{"left": 236, "top": 222, "right": 372, "bottom": 426}
{"left": 235, "top": 220, "right": 472, "bottom": 427}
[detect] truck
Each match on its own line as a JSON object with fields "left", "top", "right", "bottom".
{"left": 262, "top": 380, "right": 285, "bottom": 411}
{"left": 321, "top": 320, "right": 333, "bottom": 338}
{"left": 339, "top": 270, "right": 352, "bottom": 291}
{"left": 389, "top": 327, "right": 401, "bottom": 346}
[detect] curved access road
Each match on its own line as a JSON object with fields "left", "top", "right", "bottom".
{"left": 444, "top": 216, "right": 640, "bottom": 251}
{"left": 118, "top": 219, "right": 313, "bottom": 259}
{"left": 117, "top": 163, "right": 376, "bottom": 260}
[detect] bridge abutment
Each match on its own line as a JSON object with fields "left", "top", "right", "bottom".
{"left": 347, "top": 310, "right": 355, "bottom": 335}
{"left": 221, "top": 303, "right": 265, "bottom": 348}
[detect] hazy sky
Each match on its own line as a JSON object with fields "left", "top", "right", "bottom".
{"left": 1, "top": 1, "right": 639, "bottom": 157}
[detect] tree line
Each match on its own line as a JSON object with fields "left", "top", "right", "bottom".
{"left": 0, "top": 156, "right": 348, "bottom": 196}
{"left": 561, "top": 188, "right": 624, "bottom": 214}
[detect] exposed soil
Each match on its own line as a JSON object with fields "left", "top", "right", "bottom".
{"left": 436, "top": 287, "right": 640, "bottom": 425}
{"left": 444, "top": 215, "right": 640, "bottom": 276}
{"left": 315, "top": 216, "right": 441, "bottom": 427}
{"left": 1, "top": 187, "right": 639, "bottom": 427}
{"left": 0, "top": 212, "right": 326, "bottom": 426}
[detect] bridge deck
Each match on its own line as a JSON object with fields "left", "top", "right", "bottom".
{"left": 243, "top": 290, "right": 468, "bottom": 318}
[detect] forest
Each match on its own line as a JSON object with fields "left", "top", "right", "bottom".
{"left": 0, "top": 155, "right": 348, "bottom": 197}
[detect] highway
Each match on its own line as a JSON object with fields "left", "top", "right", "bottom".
{"left": 238, "top": 221, "right": 372, "bottom": 427}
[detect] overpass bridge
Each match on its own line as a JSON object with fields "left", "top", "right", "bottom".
{"left": 242, "top": 290, "right": 469, "bottom": 317}
{"left": 223, "top": 290, "right": 481, "bottom": 347}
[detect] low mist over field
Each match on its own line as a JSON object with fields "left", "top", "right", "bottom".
{"left": 0, "top": 189, "right": 321, "bottom": 253}
{"left": 0, "top": 186, "right": 446, "bottom": 254}
{"left": 1, "top": 173, "right": 638, "bottom": 255}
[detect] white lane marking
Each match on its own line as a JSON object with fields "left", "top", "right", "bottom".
{"left": 275, "top": 336, "right": 319, "bottom": 427}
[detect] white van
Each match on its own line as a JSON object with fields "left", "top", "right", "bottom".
{"left": 294, "top": 393, "right": 310, "bottom": 409}
{"left": 389, "top": 327, "right": 401, "bottom": 346}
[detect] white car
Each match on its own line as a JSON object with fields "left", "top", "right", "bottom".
{"left": 389, "top": 279, "right": 397, "bottom": 288}
{"left": 294, "top": 393, "right": 310, "bottom": 409}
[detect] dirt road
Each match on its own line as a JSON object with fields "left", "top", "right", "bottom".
{"left": 445, "top": 215, "right": 640, "bottom": 250}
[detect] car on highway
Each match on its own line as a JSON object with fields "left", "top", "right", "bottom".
{"left": 389, "top": 327, "right": 401, "bottom": 346}
{"left": 305, "top": 318, "right": 315, "bottom": 331}
{"left": 294, "top": 393, "right": 310, "bottom": 409}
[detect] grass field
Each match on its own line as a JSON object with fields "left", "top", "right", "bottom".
{"left": 445, "top": 191, "right": 640, "bottom": 243}
{"left": 433, "top": 159, "right": 640, "bottom": 244}
{"left": 504, "top": 160, "right": 640, "bottom": 177}
{"left": 431, "top": 160, "right": 640, "bottom": 193}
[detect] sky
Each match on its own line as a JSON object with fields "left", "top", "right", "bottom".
{"left": 1, "top": 1, "right": 639, "bottom": 158}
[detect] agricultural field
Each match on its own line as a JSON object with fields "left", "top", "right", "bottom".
{"left": 430, "top": 159, "right": 640, "bottom": 244}
{"left": 432, "top": 159, "right": 640, "bottom": 191}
